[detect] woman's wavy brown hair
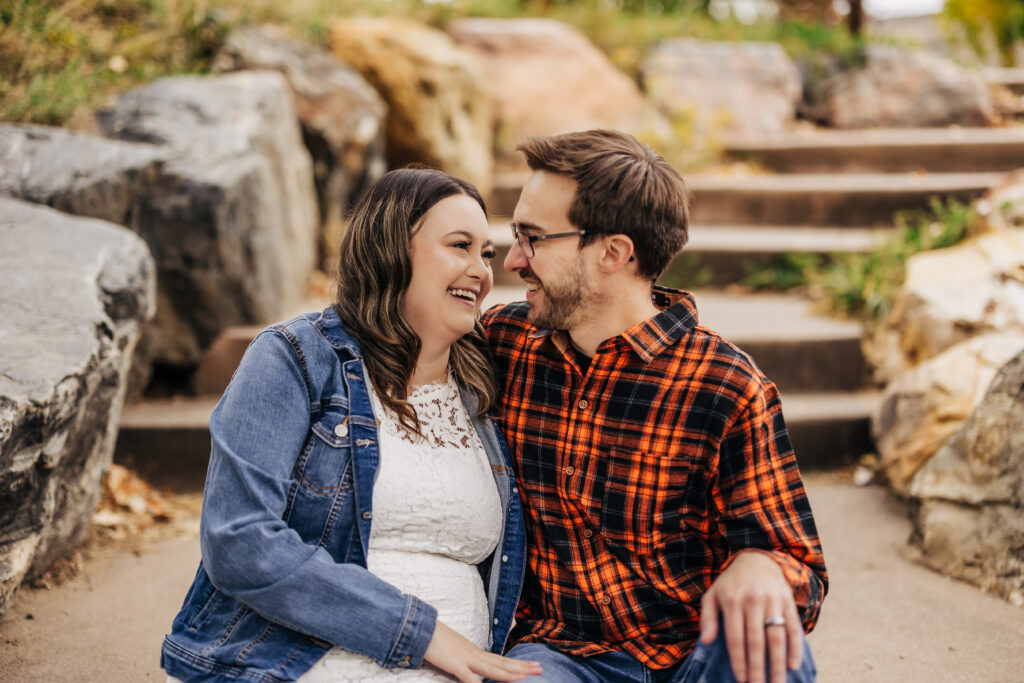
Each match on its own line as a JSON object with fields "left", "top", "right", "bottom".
{"left": 334, "top": 167, "right": 496, "bottom": 433}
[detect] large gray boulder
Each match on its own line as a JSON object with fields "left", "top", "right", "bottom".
{"left": 97, "top": 71, "right": 318, "bottom": 369}
{"left": 909, "top": 349, "right": 1024, "bottom": 608}
{"left": 0, "top": 124, "right": 167, "bottom": 226}
{"left": 0, "top": 197, "right": 155, "bottom": 617}
{"left": 642, "top": 39, "right": 801, "bottom": 140}
{"left": 213, "top": 25, "right": 387, "bottom": 269}
{"left": 802, "top": 46, "right": 997, "bottom": 128}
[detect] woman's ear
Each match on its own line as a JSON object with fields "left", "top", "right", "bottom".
{"left": 598, "top": 234, "right": 637, "bottom": 273}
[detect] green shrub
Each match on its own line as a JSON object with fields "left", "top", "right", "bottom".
{"left": 740, "top": 198, "right": 976, "bottom": 325}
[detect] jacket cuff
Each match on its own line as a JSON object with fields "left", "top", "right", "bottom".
{"left": 383, "top": 595, "right": 438, "bottom": 669}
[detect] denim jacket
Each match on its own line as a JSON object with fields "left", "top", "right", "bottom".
{"left": 162, "top": 307, "right": 526, "bottom": 683}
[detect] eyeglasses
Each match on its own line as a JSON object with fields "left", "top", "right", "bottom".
{"left": 510, "top": 223, "right": 587, "bottom": 259}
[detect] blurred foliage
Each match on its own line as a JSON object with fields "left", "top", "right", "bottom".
{"left": 942, "top": 0, "right": 1024, "bottom": 67}
{"left": 742, "top": 198, "right": 976, "bottom": 325}
{"left": 3, "top": 0, "right": 870, "bottom": 126}
{"left": 0, "top": 0, "right": 227, "bottom": 124}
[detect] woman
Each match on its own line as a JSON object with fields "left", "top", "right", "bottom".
{"left": 162, "top": 169, "right": 540, "bottom": 683}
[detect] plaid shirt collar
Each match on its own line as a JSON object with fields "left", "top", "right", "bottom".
{"left": 530, "top": 286, "right": 698, "bottom": 364}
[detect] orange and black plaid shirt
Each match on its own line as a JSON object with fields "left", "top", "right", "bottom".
{"left": 482, "top": 287, "right": 827, "bottom": 669}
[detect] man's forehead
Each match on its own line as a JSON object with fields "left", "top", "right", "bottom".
{"left": 514, "top": 170, "right": 577, "bottom": 228}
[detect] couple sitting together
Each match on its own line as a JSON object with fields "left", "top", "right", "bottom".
{"left": 161, "top": 129, "right": 827, "bottom": 683}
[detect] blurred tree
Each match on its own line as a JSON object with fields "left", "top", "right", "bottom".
{"left": 944, "top": 0, "right": 1024, "bottom": 66}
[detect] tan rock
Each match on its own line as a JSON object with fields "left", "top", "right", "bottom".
{"left": 975, "top": 169, "right": 1024, "bottom": 233}
{"left": 641, "top": 40, "right": 801, "bottom": 141}
{"left": 909, "top": 349, "right": 1024, "bottom": 607}
{"left": 871, "top": 228, "right": 1024, "bottom": 381}
{"left": 449, "top": 18, "right": 669, "bottom": 172}
{"left": 330, "top": 17, "right": 492, "bottom": 195}
{"left": 873, "top": 333, "right": 1024, "bottom": 493}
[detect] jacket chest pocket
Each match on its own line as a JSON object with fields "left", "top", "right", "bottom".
{"left": 597, "top": 448, "right": 688, "bottom": 557}
{"left": 296, "top": 403, "right": 354, "bottom": 496}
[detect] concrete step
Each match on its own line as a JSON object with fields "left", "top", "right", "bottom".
{"left": 987, "top": 66, "right": 1024, "bottom": 95}
{"left": 673, "top": 225, "right": 888, "bottom": 286}
{"left": 723, "top": 126, "right": 1024, "bottom": 173}
{"left": 113, "top": 388, "right": 875, "bottom": 492}
{"left": 686, "top": 172, "right": 1003, "bottom": 227}
{"left": 190, "top": 288, "right": 868, "bottom": 397}
{"left": 490, "top": 221, "right": 889, "bottom": 287}
{"left": 493, "top": 171, "right": 1003, "bottom": 227}
{"left": 114, "top": 397, "right": 218, "bottom": 492}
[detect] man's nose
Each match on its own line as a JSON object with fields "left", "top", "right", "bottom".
{"left": 504, "top": 239, "right": 528, "bottom": 272}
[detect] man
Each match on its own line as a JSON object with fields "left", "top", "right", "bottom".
{"left": 482, "top": 130, "right": 827, "bottom": 683}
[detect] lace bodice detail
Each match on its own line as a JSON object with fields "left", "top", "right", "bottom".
{"left": 376, "top": 377, "right": 476, "bottom": 451}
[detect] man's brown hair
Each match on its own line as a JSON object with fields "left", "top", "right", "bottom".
{"left": 518, "top": 129, "right": 689, "bottom": 280}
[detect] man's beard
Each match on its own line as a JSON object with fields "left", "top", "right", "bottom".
{"left": 526, "top": 257, "right": 595, "bottom": 331}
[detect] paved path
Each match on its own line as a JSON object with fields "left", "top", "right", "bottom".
{"left": 2, "top": 476, "right": 1023, "bottom": 682}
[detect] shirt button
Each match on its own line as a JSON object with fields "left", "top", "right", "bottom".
{"left": 334, "top": 423, "right": 348, "bottom": 437}
{"left": 600, "top": 595, "right": 611, "bottom": 605}
{"left": 577, "top": 399, "right": 589, "bottom": 410}
{"left": 362, "top": 511, "right": 373, "bottom": 520}
{"left": 501, "top": 555, "right": 508, "bottom": 563}
{"left": 564, "top": 465, "right": 575, "bottom": 476}
{"left": 494, "top": 618, "right": 499, "bottom": 625}
{"left": 583, "top": 528, "right": 593, "bottom": 539}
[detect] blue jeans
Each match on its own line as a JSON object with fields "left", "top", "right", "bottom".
{"left": 498, "top": 632, "right": 816, "bottom": 683}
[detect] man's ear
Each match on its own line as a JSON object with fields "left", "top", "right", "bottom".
{"left": 597, "top": 234, "right": 637, "bottom": 273}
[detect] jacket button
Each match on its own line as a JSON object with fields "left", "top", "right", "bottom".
{"left": 362, "top": 511, "right": 373, "bottom": 520}
{"left": 577, "top": 399, "right": 588, "bottom": 410}
{"left": 583, "top": 528, "right": 593, "bottom": 539}
{"left": 600, "top": 595, "right": 611, "bottom": 605}
{"left": 397, "top": 655, "right": 411, "bottom": 668}
{"left": 564, "top": 465, "right": 574, "bottom": 476}
{"left": 334, "top": 424, "right": 348, "bottom": 437}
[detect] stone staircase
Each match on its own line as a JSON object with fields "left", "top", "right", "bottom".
{"left": 115, "top": 126, "right": 1021, "bottom": 490}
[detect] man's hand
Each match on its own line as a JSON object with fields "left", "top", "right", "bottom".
{"left": 423, "top": 620, "right": 542, "bottom": 683}
{"left": 699, "top": 550, "right": 803, "bottom": 683}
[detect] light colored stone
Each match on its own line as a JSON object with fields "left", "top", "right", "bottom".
{"left": 450, "top": 18, "right": 670, "bottom": 171}
{"left": 909, "top": 349, "right": 1024, "bottom": 607}
{"left": 805, "top": 46, "right": 997, "bottom": 128}
{"left": 0, "top": 197, "right": 155, "bottom": 617}
{"left": 641, "top": 39, "right": 801, "bottom": 141}
{"left": 213, "top": 25, "right": 387, "bottom": 268}
{"left": 330, "top": 17, "right": 492, "bottom": 195}
{"left": 97, "top": 71, "right": 318, "bottom": 369}
{"left": 873, "top": 333, "right": 1024, "bottom": 493}
{"left": 975, "top": 169, "right": 1024, "bottom": 233}
{"left": 871, "top": 228, "right": 1024, "bottom": 381}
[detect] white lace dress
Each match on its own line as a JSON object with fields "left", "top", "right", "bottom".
{"left": 298, "top": 375, "right": 503, "bottom": 682}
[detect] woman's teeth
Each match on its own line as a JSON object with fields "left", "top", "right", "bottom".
{"left": 448, "top": 288, "right": 477, "bottom": 302}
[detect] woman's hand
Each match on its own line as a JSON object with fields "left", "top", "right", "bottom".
{"left": 422, "top": 620, "right": 541, "bottom": 683}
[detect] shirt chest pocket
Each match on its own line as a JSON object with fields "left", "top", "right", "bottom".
{"left": 597, "top": 448, "right": 687, "bottom": 557}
